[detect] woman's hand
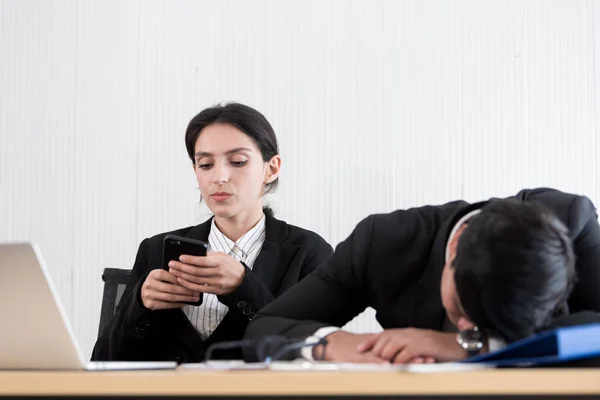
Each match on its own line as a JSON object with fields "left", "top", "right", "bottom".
{"left": 141, "top": 269, "right": 201, "bottom": 310}
{"left": 168, "top": 252, "right": 246, "bottom": 295}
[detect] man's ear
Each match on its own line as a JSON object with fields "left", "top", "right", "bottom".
{"left": 448, "top": 224, "right": 468, "bottom": 262}
{"left": 457, "top": 317, "right": 476, "bottom": 331}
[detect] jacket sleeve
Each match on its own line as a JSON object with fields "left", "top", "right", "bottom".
{"left": 218, "top": 235, "right": 334, "bottom": 322}
{"left": 568, "top": 196, "right": 600, "bottom": 313}
{"left": 244, "top": 216, "right": 375, "bottom": 343}
{"left": 91, "top": 239, "right": 171, "bottom": 361}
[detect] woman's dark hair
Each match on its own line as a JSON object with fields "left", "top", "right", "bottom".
{"left": 453, "top": 199, "right": 576, "bottom": 343}
{"left": 185, "top": 102, "right": 280, "bottom": 217}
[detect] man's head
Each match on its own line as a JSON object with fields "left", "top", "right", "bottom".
{"left": 440, "top": 199, "right": 576, "bottom": 343}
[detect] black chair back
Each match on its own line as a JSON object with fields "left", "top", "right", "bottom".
{"left": 97, "top": 268, "right": 131, "bottom": 338}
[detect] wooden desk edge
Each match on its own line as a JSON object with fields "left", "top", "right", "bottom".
{"left": 1, "top": 369, "right": 600, "bottom": 396}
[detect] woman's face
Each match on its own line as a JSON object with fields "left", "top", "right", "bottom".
{"left": 193, "top": 123, "right": 279, "bottom": 220}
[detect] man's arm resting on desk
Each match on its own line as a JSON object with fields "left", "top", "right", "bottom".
{"left": 302, "top": 326, "right": 340, "bottom": 360}
{"left": 242, "top": 267, "right": 366, "bottom": 362}
{"left": 244, "top": 218, "right": 382, "bottom": 361}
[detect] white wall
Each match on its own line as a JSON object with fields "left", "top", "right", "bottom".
{"left": 1, "top": 0, "right": 599, "bottom": 358}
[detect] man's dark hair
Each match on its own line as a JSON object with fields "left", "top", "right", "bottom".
{"left": 453, "top": 199, "right": 576, "bottom": 343}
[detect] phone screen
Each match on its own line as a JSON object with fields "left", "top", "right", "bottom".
{"left": 162, "top": 235, "right": 209, "bottom": 306}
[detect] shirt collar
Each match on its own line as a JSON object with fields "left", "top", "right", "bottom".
{"left": 209, "top": 214, "right": 266, "bottom": 258}
{"left": 444, "top": 209, "right": 482, "bottom": 263}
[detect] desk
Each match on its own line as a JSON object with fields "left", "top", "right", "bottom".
{"left": 1, "top": 369, "right": 600, "bottom": 398}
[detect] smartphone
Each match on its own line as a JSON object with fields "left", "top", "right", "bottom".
{"left": 162, "top": 234, "right": 209, "bottom": 306}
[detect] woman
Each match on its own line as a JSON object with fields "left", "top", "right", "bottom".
{"left": 92, "top": 103, "right": 333, "bottom": 362}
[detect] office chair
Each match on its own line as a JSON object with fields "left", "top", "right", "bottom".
{"left": 97, "top": 268, "right": 132, "bottom": 339}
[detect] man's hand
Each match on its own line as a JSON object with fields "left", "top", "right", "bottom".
{"left": 141, "top": 269, "right": 201, "bottom": 310}
{"left": 168, "top": 252, "right": 246, "bottom": 296}
{"left": 356, "top": 328, "right": 467, "bottom": 364}
{"left": 316, "top": 331, "right": 389, "bottom": 363}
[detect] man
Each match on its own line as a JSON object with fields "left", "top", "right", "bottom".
{"left": 244, "top": 188, "right": 600, "bottom": 363}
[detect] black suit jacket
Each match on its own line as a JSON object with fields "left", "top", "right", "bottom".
{"left": 245, "top": 188, "right": 600, "bottom": 348}
{"left": 91, "top": 214, "right": 333, "bottom": 362}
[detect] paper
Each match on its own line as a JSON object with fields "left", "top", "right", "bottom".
{"left": 268, "top": 360, "right": 406, "bottom": 371}
{"left": 178, "top": 360, "right": 494, "bottom": 373}
{"left": 85, "top": 361, "right": 177, "bottom": 371}
{"left": 178, "top": 361, "right": 268, "bottom": 371}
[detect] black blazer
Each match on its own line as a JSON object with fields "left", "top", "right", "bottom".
{"left": 245, "top": 188, "right": 600, "bottom": 346}
{"left": 91, "top": 214, "right": 333, "bottom": 362}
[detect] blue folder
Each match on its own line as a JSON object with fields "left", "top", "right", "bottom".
{"left": 464, "top": 323, "right": 600, "bottom": 367}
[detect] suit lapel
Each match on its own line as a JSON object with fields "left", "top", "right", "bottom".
{"left": 251, "top": 215, "right": 300, "bottom": 295}
{"left": 184, "top": 217, "right": 213, "bottom": 242}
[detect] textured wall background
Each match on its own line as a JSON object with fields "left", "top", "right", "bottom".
{"left": 1, "top": 0, "right": 599, "bottom": 358}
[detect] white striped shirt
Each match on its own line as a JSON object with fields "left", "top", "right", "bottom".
{"left": 183, "top": 215, "right": 266, "bottom": 340}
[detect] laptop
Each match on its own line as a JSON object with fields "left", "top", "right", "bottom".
{"left": 0, "top": 242, "right": 176, "bottom": 371}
